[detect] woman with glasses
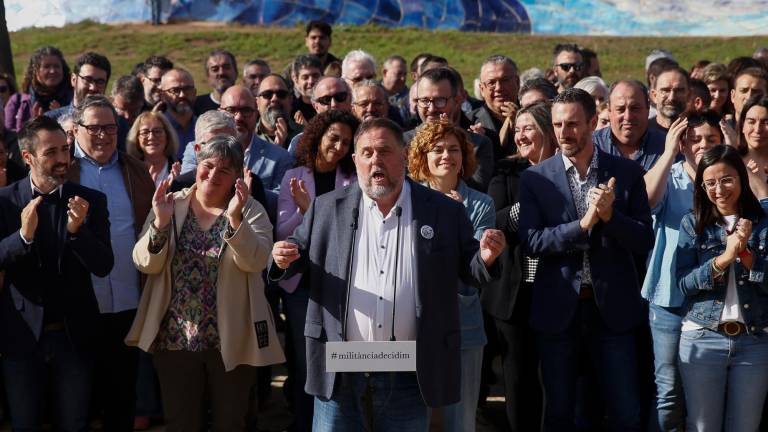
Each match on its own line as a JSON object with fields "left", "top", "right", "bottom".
{"left": 5, "top": 46, "right": 72, "bottom": 132}
{"left": 485, "top": 102, "right": 555, "bottom": 430}
{"left": 127, "top": 111, "right": 181, "bottom": 187}
{"left": 641, "top": 113, "right": 721, "bottom": 430}
{"left": 276, "top": 110, "right": 358, "bottom": 431}
{"left": 676, "top": 145, "right": 768, "bottom": 431}
{"left": 408, "top": 120, "right": 493, "bottom": 432}
{"left": 126, "top": 136, "right": 284, "bottom": 432}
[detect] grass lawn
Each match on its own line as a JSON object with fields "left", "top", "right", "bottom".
{"left": 8, "top": 20, "right": 768, "bottom": 93}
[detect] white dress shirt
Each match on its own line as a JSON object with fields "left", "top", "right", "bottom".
{"left": 347, "top": 181, "right": 418, "bottom": 342}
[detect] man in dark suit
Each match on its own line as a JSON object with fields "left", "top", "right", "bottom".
{"left": 269, "top": 118, "right": 505, "bottom": 431}
{"left": 518, "top": 89, "right": 654, "bottom": 431}
{"left": 0, "top": 115, "right": 113, "bottom": 431}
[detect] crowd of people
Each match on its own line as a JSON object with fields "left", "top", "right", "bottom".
{"left": 1, "top": 19, "right": 768, "bottom": 432}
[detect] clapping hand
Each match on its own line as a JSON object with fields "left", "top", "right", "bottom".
{"left": 479, "top": 229, "right": 506, "bottom": 267}
{"left": 66, "top": 196, "right": 90, "bottom": 234}
{"left": 152, "top": 176, "right": 175, "bottom": 230}
{"left": 275, "top": 118, "right": 289, "bottom": 147}
{"left": 289, "top": 178, "right": 311, "bottom": 214}
{"left": 272, "top": 241, "right": 300, "bottom": 269}
{"left": 667, "top": 117, "right": 687, "bottom": 155}
{"left": 226, "top": 178, "right": 249, "bottom": 229}
{"left": 589, "top": 177, "right": 616, "bottom": 223}
{"left": 20, "top": 197, "right": 43, "bottom": 241}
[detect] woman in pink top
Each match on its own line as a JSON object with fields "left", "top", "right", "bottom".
{"left": 276, "top": 110, "right": 358, "bottom": 431}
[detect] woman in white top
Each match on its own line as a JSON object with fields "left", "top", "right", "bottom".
{"left": 676, "top": 145, "right": 768, "bottom": 431}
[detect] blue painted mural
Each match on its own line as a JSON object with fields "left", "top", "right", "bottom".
{"left": 7, "top": 0, "right": 768, "bottom": 36}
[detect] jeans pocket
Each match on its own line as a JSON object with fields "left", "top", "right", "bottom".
{"left": 680, "top": 328, "right": 706, "bottom": 340}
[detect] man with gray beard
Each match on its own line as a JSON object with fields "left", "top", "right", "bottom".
{"left": 159, "top": 68, "right": 197, "bottom": 159}
{"left": 649, "top": 65, "right": 690, "bottom": 133}
{"left": 255, "top": 74, "right": 302, "bottom": 149}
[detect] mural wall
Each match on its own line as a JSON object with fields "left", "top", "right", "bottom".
{"left": 6, "top": 0, "right": 768, "bottom": 36}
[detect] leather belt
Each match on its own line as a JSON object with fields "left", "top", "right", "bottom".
{"left": 718, "top": 321, "right": 746, "bottom": 337}
{"left": 579, "top": 284, "right": 593, "bottom": 300}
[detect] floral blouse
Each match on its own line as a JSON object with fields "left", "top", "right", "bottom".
{"left": 155, "top": 211, "right": 228, "bottom": 352}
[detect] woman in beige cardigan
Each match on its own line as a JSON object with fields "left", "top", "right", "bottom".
{"left": 125, "top": 136, "right": 284, "bottom": 432}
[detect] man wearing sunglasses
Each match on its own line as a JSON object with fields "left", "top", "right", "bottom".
{"left": 256, "top": 74, "right": 302, "bottom": 149}
{"left": 286, "top": 77, "right": 353, "bottom": 156}
{"left": 552, "top": 43, "right": 585, "bottom": 93}
{"left": 69, "top": 95, "right": 155, "bottom": 432}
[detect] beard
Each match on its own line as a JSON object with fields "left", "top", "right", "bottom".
{"left": 360, "top": 166, "right": 405, "bottom": 200}
{"left": 660, "top": 100, "right": 686, "bottom": 120}
{"left": 263, "top": 106, "right": 287, "bottom": 129}
{"left": 167, "top": 98, "right": 193, "bottom": 115}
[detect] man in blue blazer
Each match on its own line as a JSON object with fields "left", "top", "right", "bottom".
{"left": 269, "top": 118, "right": 505, "bottom": 431}
{"left": 0, "top": 116, "right": 114, "bottom": 431}
{"left": 518, "top": 89, "right": 654, "bottom": 431}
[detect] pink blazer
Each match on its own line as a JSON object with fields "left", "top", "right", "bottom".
{"left": 276, "top": 166, "right": 356, "bottom": 293}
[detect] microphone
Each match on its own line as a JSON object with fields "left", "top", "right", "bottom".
{"left": 342, "top": 207, "right": 360, "bottom": 342}
{"left": 390, "top": 206, "right": 402, "bottom": 342}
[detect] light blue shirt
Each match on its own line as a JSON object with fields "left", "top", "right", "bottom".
{"left": 642, "top": 161, "right": 693, "bottom": 308}
{"left": 457, "top": 180, "right": 495, "bottom": 348}
{"left": 74, "top": 143, "right": 139, "bottom": 313}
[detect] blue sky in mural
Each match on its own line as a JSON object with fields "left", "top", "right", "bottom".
{"left": 166, "top": 0, "right": 531, "bottom": 32}
{"left": 6, "top": 0, "right": 768, "bottom": 35}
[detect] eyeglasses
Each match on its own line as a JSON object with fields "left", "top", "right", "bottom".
{"left": 138, "top": 128, "right": 166, "bottom": 137}
{"left": 144, "top": 76, "right": 161, "bottom": 85}
{"left": 314, "top": 92, "right": 349, "bottom": 106}
{"left": 258, "top": 90, "right": 290, "bottom": 100}
{"left": 220, "top": 106, "right": 256, "bottom": 117}
{"left": 77, "top": 74, "right": 107, "bottom": 88}
{"left": 163, "top": 85, "right": 195, "bottom": 96}
{"left": 417, "top": 97, "right": 449, "bottom": 109}
{"left": 78, "top": 123, "right": 118, "bottom": 136}
{"left": 481, "top": 76, "right": 515, "bottom": 89}
{"left": 702, "top": 176, "right": 737, "bottom": 191}
{"left": 353, "top": 99, "right": 385, "bottom": 108}
{"left": 557, "top": 62, "right": 584, "bottom": 73}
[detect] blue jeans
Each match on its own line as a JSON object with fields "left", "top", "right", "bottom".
{"left": 441, "top": 346, "right": 483, "bottom": 432}
{"left": 537, "top": 299, "right": 640, "bottom": 432}
{"left": 679, "top": 328, "right": 768, "bottom": 432}
{"left": 312, "top": 372, "right": 427, "bottom": 432}
{"left": 2, "top": 330, "right": 94, "bottom": 432}
{"left": 285, "top": 286, "right": 313, "bottom": 432}
{"left": 648, "top": 303, "right": 685, "bottom": 432}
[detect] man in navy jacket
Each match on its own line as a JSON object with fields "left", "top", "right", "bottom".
{"left": 519, "top": 89, "right": 653, "bottom": 431}
{"left": 0, "top": 115, "right": 113, "bottom": 431}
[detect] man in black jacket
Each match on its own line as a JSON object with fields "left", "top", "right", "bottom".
{"left": 0, "top": 115, "right": 113, "bottom": 431}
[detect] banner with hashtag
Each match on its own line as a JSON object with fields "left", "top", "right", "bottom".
{"left": 325, "top": 341, "right": 417, "bottom": 372}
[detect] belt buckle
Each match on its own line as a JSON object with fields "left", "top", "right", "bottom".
{"left": 723, "top": 321, "right": 742, "bottom": 336}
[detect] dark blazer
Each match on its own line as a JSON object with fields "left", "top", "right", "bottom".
{"left": 483, "top": 158, "right": 529, "bottom": 321}
{"left": 518, "top": 148, "right": 653, "bottom": 334}
{"left": 268, "top": 179, "right": 499, "bottom": 407}
{"left": 0, "top": 178, "right": 113, "bottom": 355}
{"left": 468, "top": 104, "right": 508, "bottom": 160}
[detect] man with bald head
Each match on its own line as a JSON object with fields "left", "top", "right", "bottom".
{"left": 255, "top": 74, "right": 302, "bottom": 148}
{"left": 593, "top": 80, "right": 667, "bottom": 171}
{"left": 287, "top": 76, "right": 352, "bottom": 155}
{"left": 159, "top": 68, "right": 197, "bottom": 159}
{"left": 182, "top": 85, "right": 292, "bottom": 198}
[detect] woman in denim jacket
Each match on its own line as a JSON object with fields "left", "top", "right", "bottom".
{"left": 676, "top": 145, "right": 768, "bottom": 431}
{"left": 408, "top": 120, "right": 495, "bottom": 432}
